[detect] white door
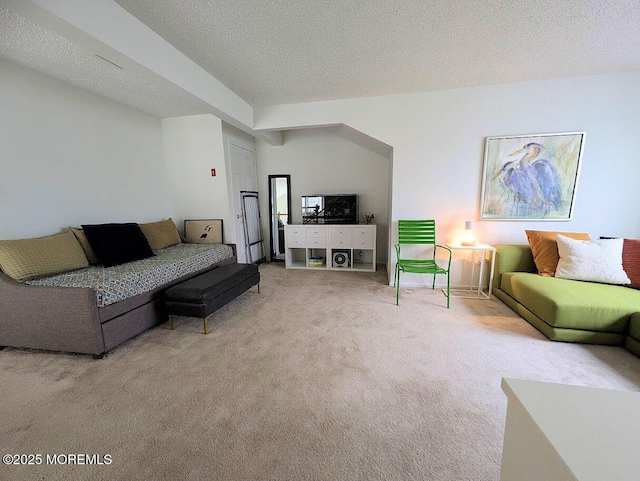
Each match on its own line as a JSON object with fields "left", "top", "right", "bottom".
{"left": 230, "top": 142, "right": 257, "bottom": 263}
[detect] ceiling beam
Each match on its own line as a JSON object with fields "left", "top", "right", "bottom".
{"left": 1, "top": 0, "right": 282, "bottom": 145}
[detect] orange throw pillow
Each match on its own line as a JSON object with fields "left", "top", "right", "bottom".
{"left": 525, "top": 230, "right": 591, "bottom": 276}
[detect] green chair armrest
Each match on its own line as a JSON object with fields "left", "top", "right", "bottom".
{"left": 435, "top": 244, "right": 452, "bottom": 254}
{"left": 435, "top": 244, "right": 452, "bottom": 268}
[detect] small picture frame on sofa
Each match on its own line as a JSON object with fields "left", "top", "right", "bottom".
{"left": 184, "top": 219, "right": 223, "bottom": 244}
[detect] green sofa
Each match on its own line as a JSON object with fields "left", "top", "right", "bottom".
{"left": 492, "top": 245, "right": 640, "bottom": 357}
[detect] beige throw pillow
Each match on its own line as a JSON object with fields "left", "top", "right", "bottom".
{"left": 139, "top": 218, "right": 182, "bottom": 251}
{"left": 70, "top": 227, "right": 100, "bottom": 264}
{"left": 525, "top": 230, "right": 591, "bottom": 276}
{"left": 0, "top": 230, "right": 89, "bottom": 281}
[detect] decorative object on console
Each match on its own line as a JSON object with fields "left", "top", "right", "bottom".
{"left": 461, "top": 220, "right": 476, "bottom": 246}
{"left": 480, "top": 132, "right": 586, "bottom": 220}
{"left": 525, "top": 230, "right": 591, "bottom": 276}
{"left": 184, "top": 219, "right": 223, "bottom": 244}
{"left": 555, "top": 235, "right": 630, "bottom": 285}
{"left": 82, "top": 223, "right": 155, "bottom": 268}
{"left": 332, "top": 251, "right": 350, "bottom": 268}
{"left": 308, "top": 257, "right": 325, "bottom": 267}
{"left": 365, "top": 213, "right": 375, "bottom": 225}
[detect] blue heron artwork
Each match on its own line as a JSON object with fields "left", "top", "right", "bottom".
{"left": 480, "top": 132, "right": 586, "bottom": 220}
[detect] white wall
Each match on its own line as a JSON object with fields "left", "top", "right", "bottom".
{"left": 222, "top": 122, "right": 257, "bottom": 159}
{"left": 162, "top": 114, "right": 232, "bottom": 240}
{"left": 0, "top": 59, "right": 169, "bottom": 240}
{"left": 256, "top": 128, "right": 390, "bottom": 263}
{"left": 162, "top": 119, "right": 258, "bottom": 251}
{"left": 255, "top": 72, "right": 640, "bottom": 285}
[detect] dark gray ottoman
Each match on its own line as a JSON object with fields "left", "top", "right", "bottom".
{"left": 164, "top": 263, "right": 260, "bottom": 334}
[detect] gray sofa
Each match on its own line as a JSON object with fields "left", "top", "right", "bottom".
{"left": 0, "top": 243, "right": 236, "bottom": 357}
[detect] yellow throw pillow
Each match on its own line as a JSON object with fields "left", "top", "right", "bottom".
{"left": 139, "top": 218, "right": 182, "bottom": 251}
{"left": 70, "top": 226, "right": 100, "bottom": 264}
{"left": 525, "top": 230, "right": 591, "bottom": 276}
{"left": 0, "top": 230, "right": 89, "bottom": 282}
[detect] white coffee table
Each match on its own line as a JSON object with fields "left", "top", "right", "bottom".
{"left": 500, "top": 378, "right": 640, "bottom": 481}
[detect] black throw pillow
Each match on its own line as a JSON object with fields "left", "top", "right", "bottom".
{"left": 81, "top": 223, "right": 154, "bottom": 267}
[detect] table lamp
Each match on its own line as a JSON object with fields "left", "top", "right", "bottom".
{"left": 461, "top": 220, "right": 476, "bottom": 246}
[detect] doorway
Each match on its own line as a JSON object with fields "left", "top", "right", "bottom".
{"left": 229, "top": 142, "right": 258, "bottom": 263}
{"left": 268, "top": 175, "right": 292, "bottom": 261}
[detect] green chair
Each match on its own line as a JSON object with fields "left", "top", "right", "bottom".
{"left": 394, "top": 220, "right": 452, "bottom": 308}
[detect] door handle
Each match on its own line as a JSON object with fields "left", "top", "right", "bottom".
{"left": 237, "top": 214, "right": 243, "bottom": 219}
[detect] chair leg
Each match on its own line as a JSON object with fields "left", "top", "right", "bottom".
{"left": 431, "top": 273, "right": 436, "bottom": 290}
{"left": 395, "top": 268, "right": 401, "bottom": 306}
{"left": 446, "top": 272, "right": 451, "bottom": 309}
{"left": 392, "top": 264, "right": 397, "bottom": 288}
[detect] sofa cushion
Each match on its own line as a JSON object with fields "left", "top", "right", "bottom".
{"left": 26, "top": 243, "right": 235, "bottom": 307}
{"left": 623, "top": 239, "right": 640, "bottom": 289}
{"left": 139, "top": 218, "right": 182, "bottom": 251}
{"left": 82, "top": 223, "right": 154, "bottom": 267}
{"left": 555, "top": 235, "right": 630, "bottom": 285}
{"left": 500, "top": 272, "right": 640, "bottom": 332}
{"left": 525, "top": 230, "right": 591, "bottom": 277}
{"left": 629, "top": 313, "right": 640, "bottom": 341}
{"left": 70, "top": 227, "right": 100, "bottom": 264}
{"left": 0, "top": 230, "right": 89, "bottom": 281}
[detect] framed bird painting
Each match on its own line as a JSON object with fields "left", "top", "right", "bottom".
{"left": 184, "top": 219, "right": 224, "bottom": 243}
{"left": 480, "top": 132, "right": 586, "bottom": 220}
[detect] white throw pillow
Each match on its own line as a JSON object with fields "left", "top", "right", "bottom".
{"left": 555, "top": 235, "right": 630, "bottom": 285}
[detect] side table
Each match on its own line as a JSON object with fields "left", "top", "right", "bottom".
{"left": 445, "top": 243, "right": 496, "bottom": 299}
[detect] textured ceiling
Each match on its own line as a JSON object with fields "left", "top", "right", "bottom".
{"left": 2, "top": 1, "right": 640, "bottom": 119}
{"left": 0, "top": 6, "right": 209, "bottom": 119}
{"left": 115, "top": 0, "right": 640, "bottom": 106}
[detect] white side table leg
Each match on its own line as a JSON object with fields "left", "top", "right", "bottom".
{"left": 477, "top": 249, "right": 486, "bottom": 298}
{"left": 488, "top": 249, "right": 496, "bottom": 300}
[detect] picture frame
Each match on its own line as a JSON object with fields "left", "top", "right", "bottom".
{"left": 480, "top": 132, "right": 586, "bottom": 221}
{"left": 183, "top": 219, "right": 224, "bottom": 244}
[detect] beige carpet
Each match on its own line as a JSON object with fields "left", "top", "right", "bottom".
{"left": 1, "top": 264, "right": 639, "bottom": 481}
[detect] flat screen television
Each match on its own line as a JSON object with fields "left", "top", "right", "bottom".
{"left": 302, "top": 194, "right": 358, "bottom": 224}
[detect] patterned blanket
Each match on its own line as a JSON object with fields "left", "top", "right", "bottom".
{"left": 26, "top": 243, "right": 234, "bottom": 307}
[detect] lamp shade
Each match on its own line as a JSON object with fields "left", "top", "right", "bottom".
{"left": 465, "top": 220, "right": 475, "bottom": 231}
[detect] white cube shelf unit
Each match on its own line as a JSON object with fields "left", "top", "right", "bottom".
{"left": 284, "top": 224, "right": 376, "bottom": 272}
